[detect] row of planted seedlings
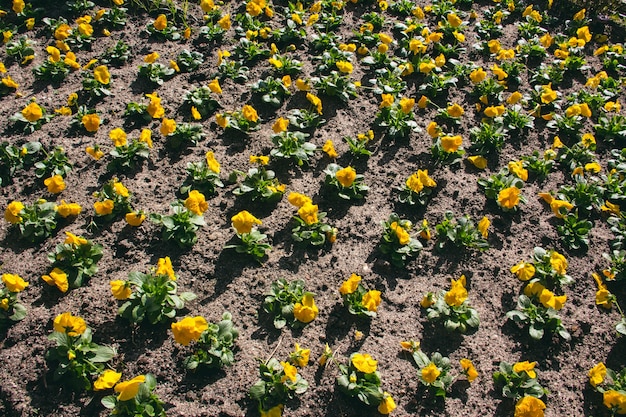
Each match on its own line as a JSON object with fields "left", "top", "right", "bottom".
{"left": 1, "top": 0, "right": 626, "bottom": 416}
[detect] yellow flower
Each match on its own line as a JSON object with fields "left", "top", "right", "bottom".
{"left": 145, "top": 92, "right": 165, "bottom": 119}
{"left": 390, "top": 221, "right": 410, "bottom": 245}
{"left": 460, "top": 358, "right": 478, "bottom": 382}
{"left": 378, "top": 392, "right": 396, "bottom": 414}
{"left": 406, "top": 173, "right": 424, "bottom": 193}
{"left": 468, "top": 155, "right": 487, "bottom": 169}
{"left": 399, "top": 97, "right": 415, "bottom": 113}
{"left": 290, "top": 342, "right": 310, "bottom": 368}
{"left": 513, "top": 361, "right": 537, "bottom": 378}
{"left": 417, "top": 95, "right": 429, "bottom": 109}
{"left": 539, "top": 288, "right": 566, "bottom": 310}
{"left": 93, "top": 65, "right": 110, "bottom": 85}
{"left": 427, "top": 121, "right": 440, "bottom": 138}
{"left": 2, "top": 273, "right": 28, "bottom": 292}
{"left": 577, "top": 26, "right": 592, "bottom": 42}
{"left": 508, "top": 160, "right": 528, "bottom": 181}
{"left": 601, "top": 200, "right": 621, "bottom": 216}
{"left": 57, "top": 200, "right": 83, "bottom": 218}
{"left": 216, "top": 113, "right": 228, "bottom": 128}
{"left": 160, "top": 118, "right": 177, "bottom": 136}
{"left": 336, "top": 61, "right": 353, "bottom": 74}
{"left": 447, "top": 103, "right": 464, "bottom": 117}
{"left": 113, "top": 180, "right": 129, "bottom": 197}
{"left": 444, "top": 275, "right": 468, "bottom": 307}
{"left": 362, "top": 290, "right": 382, "bottom": 312}
{"left": 218, "top": 14, "right": 231, "bottom": 30}
{"left": 171, "top": 316, "right": 209, "bottom": 346}
{"left": 514, "top": 396, "right": 546, "bottom": 417}
{"left": 447, "top": 13, "right": 462, "bottom": 27}
{"left": 587, "top": 362, "right": 607, "bottom": 388}
{"left": 125, "top": 211, "right": 146, "bottom": 227}
{"left": 205, "top": 151, "right": 220, "bottom": 173}
{"left": 153, "top": 14, "right": 167, "bottom": 31}
{"left": 498, "top": 187, "right": 520, "bottom": 209}
{"left": 484, "top": 105, "right": 505, "bottom": 118}
{"left": 110, "top": 280, "right": 131, "bottom": 300}
{"left": 511, "top": 261, "right": 536, "bottom": 281}
{"left": 144, "top": 52, "right": 159, "bottom": 63}
{"left": 156, "top": 256, "right": 176, "bottom": 280}
{"left": 137, "top": 129, "right": 152, "bottom": 148}
{"left": 298, "top": 202, "right": 319, "bottom": 225}
{"left": 339, "top": 273, "right": 361, "bottom": 295}
{"left": 82, "top": 113, "right": 101, "bottom": 132}
{"left": 603, "top": 390, "right": 626, "bottom": 414}
{"left": 64, "top": 231, "right": 87, "bottom": 246}
{"left": 478, "top": 216, "right": 490, "bottom": 238}
{"left": 293, "top": 293, "right": 318, "bottom": 323}
{"left": 231, "top": 210, "right": 262, "bottom": 234}
{"left": 53, "top": 312, "right": 86, "bottom": 335}
{"left": 5, "top": 201, "right": 24, "bottom": 224}
{"left": 322, "top": 140, "right": 338, "bottom": 159}
{"left": 272, "top": 117, "right": 289, "bottom": 133}
{"left": 1, "top": 298, "right": 9, "bottom": 310}
{"left": 306, "top": 93, "right": 322, "bottom": 114}
{"left": 279, "top": 361, "right": 298, "bottom": 383}
{"left": 22, "top": 102, "right": 43, "bottom": 122}
{"left": 207, "top": 78, "right": 222, "bottom": 94}
{"left": 549, "top": 199, "right": 573, "bottom": 218}
{"left": 250, "top": 155, "right": 269, "bottom": 165}
{"left": 352, "top": 353, "right": 377, "bottom": 373}
{"left": 549, "top": 251, "right": 567, "bottom": 274}
{"left": 43, "top": 174, "right": 65, "bottom": 194}
{"left": 94, "top": 370, "right": 122, "bottom": 391}
{"left": 440, "top": 135, "right": 463, "bottom": 153}
{"left": 573, "top": 8, "right": 586, "bottom": 20}
{"left": 54, "top": 23, "right": 72, "bottom": 40}
{"left": 336, "top": 166, "right": 357, "bottom": 187}
{"left": 379, "top": 93, "right": 394, "bottom": 108}
{"left": 185, "top": 190, "right": 208, "bottom": 215}
{"left": 422, "top": 363, "right": 441, "bottom": 383}
{"left": 419, "top": 61, "right": 435, "bottom": 74}
{"left": 109, "top": 128, "right": 127, "bottom": 147}
{"left": 94, "top": 199, "right": 114, "bottom": 216}
{"left": 1, "top": 75, "right": 18, "bottom": 89}
{"left": 115, "top": 375, "right": 146, "bottom": 401}
{"left": 42, "top": 268, "right": 69, "bottom": 293}
{"left": 540, "top": 84, "right": 557, "bottom": 104}
{"left": 242, "top": 104, "right": 258, "bottom": 122}
{"left": 12, "top": 0, "right": 25, "bottom": 13}
{"left": 169, "top": 60, "right": 180, "bottom": 72}
{"left": 260, "top": 404, "right": 283, "bottom": 417}
{"left": 470, "top": 68, "right": 487, "bottom": 83}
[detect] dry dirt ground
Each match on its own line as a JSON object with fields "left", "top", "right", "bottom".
{"left": 0, "top": 0, "right": 625, "bottom": 416}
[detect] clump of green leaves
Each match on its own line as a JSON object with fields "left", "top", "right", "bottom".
{"left": 46, "top": 313, "right": 116, "bottom": 392}
{"left": 150, "top": 199, "right": 206, "bottom": 249}
{"left": 0, "top": 274, "right": 28, "bottom": 329}
{"left": 179, "top": 153, "right": 223, "bottom": 196}
{"left": 338, "top": 274, "right": 381, "bottom": 318}
{"left": 324, "top": 163, "right": 369, "bottom": 200}
{"left": 435, "top": 211, "right": 490, "bottom": 251}
{"left": 506, "top": 282, "right": 570, "bottom": 341}
{"left": 117, "top": 260, "right": 196, "bottom": 325}
{"left": 493, "top": 361, "right": 548, "bottom": 401}
{"left": 232, "top": 164, "right": 285, "bottom": 203}
{"left": 375, "top": 96, "right": 420, "bottom": 139}
{"left": 8, "top": 199, "right": 58, "bottom": 243}
{"left": 224, "top": 211, "right": 271, "bottom": 263}
{"left": 182, "top": 312, "right": 239, "bottom": 371}
{"left": 336, "top": 352, "right": 390, "bottom": 410}
{"left": 47, "top": 233, "right": 103, "bottom": 289}
{"left": 101, "top": 374, "right": 165, "bottom": 417}
{"left": 249, "top": 358, "right": 308, "bottom": 416}
{"left": 0, "top": 141, "right": 41, "bottom": 186}
{"left": 404, "top": 343, "right": 453, "bottom": 398}
{"left": 421, "top": 275, "right": 480, "bottom": 333}
{"left": 379, "top": 213, "right": 423, "bottom": 267}
{"left": 251, "top": 76, "right": 292, "bottom": 108}
{"left": 262, "top": 278, "right": 316, "bottom": 329}
{"left": 270, "top": 131, "right": 316, "bottom": 166}
{"left": 183, "top": 86, "right": 220, "bottom": 119}
{"left": 165, "top": 122, "right": 204, "bottom": 150}
{"left": 138, "top": 61, "right": 175, "bottom": 86}
{"left": 35, "top": 145, "right": 72, "bottom": 179}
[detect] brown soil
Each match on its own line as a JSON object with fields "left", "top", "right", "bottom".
{"left": 0, "top": 1, "right": 625, "bottom": 417}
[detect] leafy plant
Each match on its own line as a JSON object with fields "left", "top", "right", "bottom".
{"left": 47, "top": 232, "right": 103, "bottom": 289}
{"left": 46, "top": 313, "right": 116, "bottom": 391}
{"left": 150, "top": 200, "right": 206, "bottom": 249}
{"left": 270, "top": 131, "right": 316, "bottom": 166}
{"left": 101, "top": 374, "right": 165, "bottom": 417}
{"left": 421, "top": 275, "right": 480, "bottom": 333}
{"left": 262, "top": 278, "right": 317, "bottom": 329}
{"left": 339, "top": 274, "right": 381, "bottom": 318}
{"left": 116, "top": 261, "right": 196, "bottom": 325}
{"left": 398, "top": 169, "right": 437, "bottom": 206}
{"left": 323, "top": 163, "right": 369, "bottom": 200}
{"left": 183, "top": 86, "right": 220, "bottom": 119}
{"left": 493, "top": 361, "right": 549, "bottom": 400}
{"left": 379, "top": 213, "right": 423, "bottom": 267}
{"left": 405, "top": 345, "right": 453, "bottom": 398}
{"left": 337, "top": 352, "right": 389, "bottom": 409}
{"left": 0, "top": 141, "right": 41, "bottom": 186}
{"left": 435, "top": 211, "right": 490, "bottom": 251}
{"left": 291, "top": 201, "right": 336, "bottom": 247}
{"left": 251, "top": 75, "right": 291, "bottom": 108}
{"left": 0, "top": 274, "right": 28, "bottom": 328}
{"left": 165, "top": 122, "right": 204, "bottom": 150}
{"left": 6, "top": 199, "right": 58, "bottom": 243}
{"left": 176, "top": 49, "right": 204, "bottom": 72}
{"left": 35, "top": 145, "right": 72, "bottom": 179}
{"left": 249, "top": 358, "right": 308, "bottom": 416}
{"left": 138, "top": 62, "right": 175, "bottom": 85}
